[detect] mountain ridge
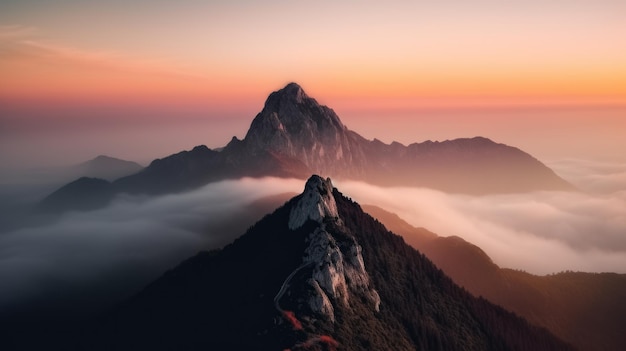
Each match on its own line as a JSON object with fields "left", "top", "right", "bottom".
{"left": 42, "top": 82, "right": 573, "bottom": 212}
{"left": 77, "top": 175, "right": 573, "bottom": 351}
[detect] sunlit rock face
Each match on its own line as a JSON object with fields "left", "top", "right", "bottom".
{"left": 288, "top": 175, "right": 380, "bottom": 322}
{"left": 288, "top": 176, "right": 338, "bottom": 230}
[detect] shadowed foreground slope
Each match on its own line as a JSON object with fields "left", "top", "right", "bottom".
{"left": 77, "top": 176, "right": 572, "bottom": 351}
{"left": 364, "top": 205, "right": 626, "bottom": 351}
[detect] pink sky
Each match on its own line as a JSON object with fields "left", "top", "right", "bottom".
{"left": 1, "top": 1, "right": 625, "bottom": 169}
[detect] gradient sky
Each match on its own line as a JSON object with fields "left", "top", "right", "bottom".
{"left": 1, "top": 0, "right": 625, "bottom": 169}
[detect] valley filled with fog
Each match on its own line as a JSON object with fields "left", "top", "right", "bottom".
{"left": 1, "top": 159, "right": 625, "bottom": 318}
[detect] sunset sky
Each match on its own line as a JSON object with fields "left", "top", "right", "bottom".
{"left": 2, "top": 0, "right": 626, "bottom": 317}
{"left": 1, "top": 0, "right": 625, "bottom": 169}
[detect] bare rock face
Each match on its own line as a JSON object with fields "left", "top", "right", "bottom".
{"left": 243, "top": 83, "right": 368, "bottom": 178}
{"left": 288, "top": 175, "right": 380, "bottom": 322}
{"left": 302, "top": 227, "right": 381, "bottom": 322}
{"left": 288, "top": 176, "right": 338, "bottom": 230}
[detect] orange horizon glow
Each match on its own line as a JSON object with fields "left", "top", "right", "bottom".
{"left": 1, "top": 22, "right": 625, "bottom": 111}
{"left": 2, "top": 1, "right": 626, "bottom": 168}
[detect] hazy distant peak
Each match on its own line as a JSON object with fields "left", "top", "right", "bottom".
{"left": 467, "top": 136, "right": 494, "bottom": 143}
{"left": 74, "top": 155, "right": 143, "bottom": 182}
{"left": 85, "top": 155, "right": 135, "bottom": 164}
{"left": 93, "top": 155, "right": 116, "bottom": 161}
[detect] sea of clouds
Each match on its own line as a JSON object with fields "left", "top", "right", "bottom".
{"left": 0, "top": 178, "right": 303, "bottom": 313}
{"left": 1, "top": 159, "right": 625, "bottom": 315}
{"left": 337, "top": 158, "right": 626, "bottom": 275}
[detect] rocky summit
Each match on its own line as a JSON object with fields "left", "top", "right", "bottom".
{"left": 240, "top": 83, "right": 368, "bottom": 177}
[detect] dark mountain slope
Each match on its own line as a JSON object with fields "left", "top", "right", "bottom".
{"left": 39, "top": 177, "right": 114, "bottom": 213}
{"left": 365, "top": 204, "right": 626, "bottom": 351}
{"left": 80, "top": 176, "right": 572, "bottom": 351}
{"left": 113, "top": 145, "right": 225, "bottom": 194}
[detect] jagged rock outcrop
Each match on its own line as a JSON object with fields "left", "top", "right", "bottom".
{"left": 287, "top": 176, "right": 380, "bottom": 322}
{"left": 288, "top": 176, "right": 339, "bottom": 229}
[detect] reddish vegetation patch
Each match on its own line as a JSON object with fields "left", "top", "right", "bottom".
{"left": 292, "top": 335, "right": 340, "bottom": 351}
{"left": 282, "top": 310, "right": 303, "bottom": 330}
{"left": 279, "top": 310, "right": 339, "bottom": 351}
{"left": 319, "top": 335, "right": 339, "bottom": 350}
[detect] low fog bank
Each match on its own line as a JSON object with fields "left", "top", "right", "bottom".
{"left": 336, "top": 161, "right": 626, "bottom": 275}
{"left": 548, "top": 159, "right": 626, "bottom": 195}
{"left": 0, "top": 177, "right": 304, "bottom": 316}
{"left": 2, "top": 159, "right": 624, "bottom": 318}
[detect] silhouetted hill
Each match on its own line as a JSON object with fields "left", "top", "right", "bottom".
{"left": 73, "top": 155, "right": 143, "bottom": 181}
{"left": 43, "top": 82, "right": 573, "bottom": 211}
{"left": 365, "top": 205, "right": 626, "bottom": 351}
{"left": 114, "top": 145, "right": 225, "bottom": 194}
{"left": 39, "top": 177, "right": 114, "bottom": 213}
{"left": 74, "top": 176, "right": 572, "bottom": 351}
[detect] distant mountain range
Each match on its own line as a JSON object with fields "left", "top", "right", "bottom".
{"left": 51, "top": 176, "right": 570, "bottom": 351}
{"left": 41, "top": 83, "right": 572, "bottom": 212}
{"left": 37, "top": 156, "right": 142, "bottom": 212}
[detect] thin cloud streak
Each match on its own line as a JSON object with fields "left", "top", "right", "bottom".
{"left": 0, "top": 25, "right": 198, "bottom": 79}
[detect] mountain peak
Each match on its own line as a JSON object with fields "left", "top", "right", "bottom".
{"left": 279, "top": 82, "right": 306, "bottom": 102}
{"left": 263, "top": 82, "right": 310, "bottom": 109}
{"left": 76, "top": 155, "right": 143, "bottom": 182}
{"left": 240, "top": 84, "right": 356, "bottom": 176}
{"left": 288, "top": 175, "right": 338, "bottom": 230}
